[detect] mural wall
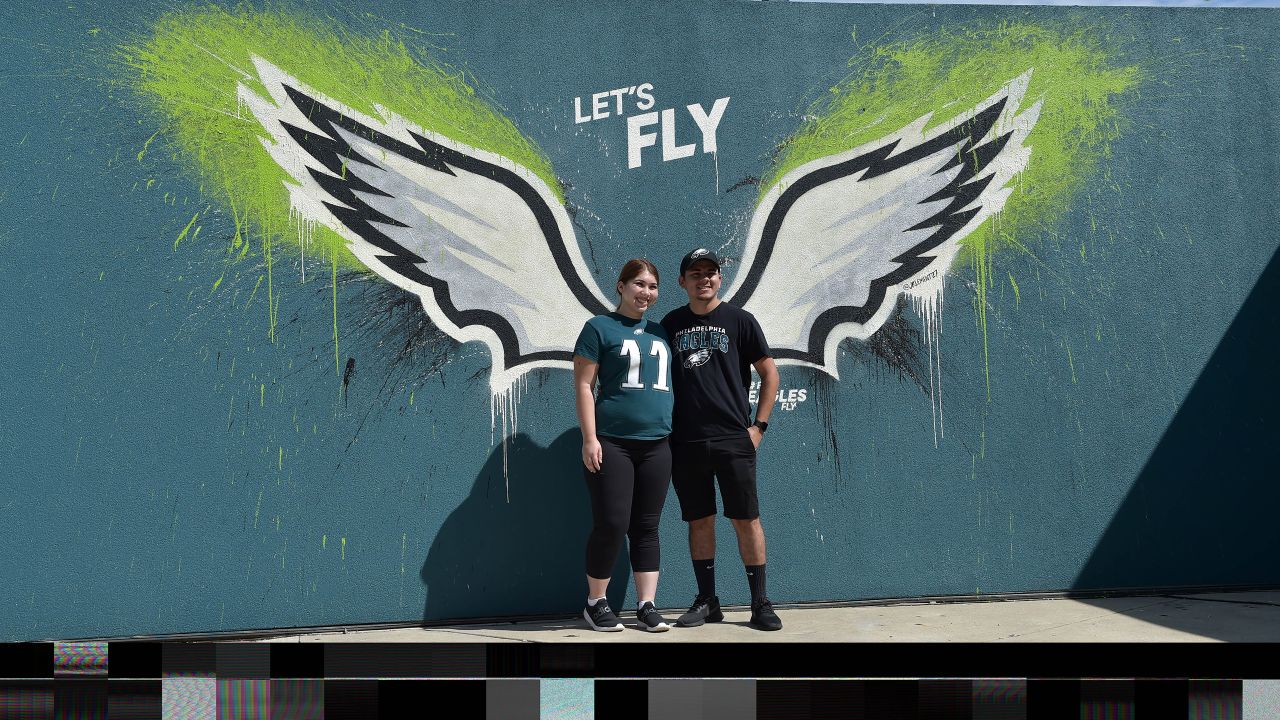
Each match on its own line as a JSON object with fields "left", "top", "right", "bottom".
{"left": 2, "top": 0, "right": 1277, "bottom": 640}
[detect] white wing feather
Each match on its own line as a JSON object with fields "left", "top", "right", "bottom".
{"left": 238, "top": 57, "right": 609, "bottom": 391}
{"left": 726, "top": 71, "right": 1042, "bottom": 377}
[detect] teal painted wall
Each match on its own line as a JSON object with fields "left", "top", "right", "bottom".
{"left": 1, "top": 0, "right": 1276, "bottom": 640}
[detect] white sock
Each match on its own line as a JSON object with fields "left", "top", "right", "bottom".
{"left": 637, "top": 600, "right": 654, "bottom": 610}
{"left": 587, "top": 596, "right": 607, "bottom": 607}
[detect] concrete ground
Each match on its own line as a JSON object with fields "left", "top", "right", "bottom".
{"left": 253, "top": 590, "right": 1280, "bottom": 643}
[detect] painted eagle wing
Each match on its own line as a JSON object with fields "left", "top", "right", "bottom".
{"left": 724, "top": 72, "right": 1041, "bottom": 377}
{"left": 238, "top": 57, "right": 610, "bottom": 391}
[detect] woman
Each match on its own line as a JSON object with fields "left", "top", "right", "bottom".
{"left": 572, "top": 258, "right": 674, "bottom": 632}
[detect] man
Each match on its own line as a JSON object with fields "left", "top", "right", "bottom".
{"left": 660, "top": 248, "right": 782, "bottom": 631}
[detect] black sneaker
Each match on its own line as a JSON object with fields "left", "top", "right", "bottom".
{"left": 583, "top": 601, "right": 624, "bottom": 632}
{"left": 749, "top": 598, "right": 782, "bottom": 631}
{"left": 676, "top": 595, "right": 724, "bottom": 627}
{"left": 635, "top": 602, "right": 670, "bottom": 632}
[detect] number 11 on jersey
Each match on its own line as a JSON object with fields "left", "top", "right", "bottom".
{"left": 620, "top": 339, "right": 670, "bottom": 391}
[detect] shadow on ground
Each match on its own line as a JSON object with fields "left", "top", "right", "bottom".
{"left": 419, "top": 430, "right": 630, "bottom": 624}
{"left": 1073, "top": 246, "right": 1280, "bottom": 639}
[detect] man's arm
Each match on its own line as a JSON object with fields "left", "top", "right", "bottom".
{"left": 749, "top": 356, "right": 779, "bottom": 449}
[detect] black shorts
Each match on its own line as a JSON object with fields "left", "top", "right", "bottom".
{"left": 670, "top": 434, "right": 759, "bottom": 521}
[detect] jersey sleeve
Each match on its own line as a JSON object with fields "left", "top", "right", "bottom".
{"left": 573, "top": 320, "right": 602, "bottom": 363}
{"left": 740, "top": 311, "right": 770, "bottom": 365}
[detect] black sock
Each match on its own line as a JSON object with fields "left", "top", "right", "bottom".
{"left": 693, "top": 558, "right": 716, "bottom": 598}
{"left": 746, "top": 564, "right": 767, "bottom": 604}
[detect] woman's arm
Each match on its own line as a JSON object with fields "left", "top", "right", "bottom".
{"left": 573, "top": 355, "right": 603, "bottom": 471}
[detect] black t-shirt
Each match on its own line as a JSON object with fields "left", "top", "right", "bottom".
{"left": 660, "top": 301, "right": 770, "bottom": 442}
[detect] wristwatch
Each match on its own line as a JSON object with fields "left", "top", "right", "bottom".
{"left": 752, "top": 420, "right": 769, "bottom": 434}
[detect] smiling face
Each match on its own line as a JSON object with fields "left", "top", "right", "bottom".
{"left": 679, "top": 259, "right": 721, "bottom": 303}
{"left": 617, "top": 269, "right": 659, "bottom": 317}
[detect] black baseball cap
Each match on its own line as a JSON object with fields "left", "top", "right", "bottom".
{"left": 679, "top": 248, "right": 722, "bottom": 275}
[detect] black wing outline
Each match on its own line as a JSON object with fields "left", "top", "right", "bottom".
{"left": 726, "top": 73, "right": 1040, "bottom": 370}
{"left": 240, "top": 58, "right": 610, "bottom": 384}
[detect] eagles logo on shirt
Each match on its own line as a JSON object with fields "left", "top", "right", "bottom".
{"left": 683, "top": 348, "right": 713, "bottom": 369}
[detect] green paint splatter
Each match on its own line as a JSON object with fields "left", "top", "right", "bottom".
{"left": 264, "top": 232, "right": 276, "bottom": 341}
{"left": 245, "top": 275, "right": 264, "bottom": 310}
{"left": 766, "top": 21, "right": 1139, "bottom": 397}
{"left": 120, "top": 6, "right": 559, "bottom": 273}
{"left": 767, "top": 21, "right": 1139, "bottom": 247}
{"left": 1007, "top": 273, "right": 1020, "bottom": 307}
{"left": 137, "top": 130, "right": 159, "bottom": 162}
{"left": 173, "top": 212, "right": 199, "bottom": 251}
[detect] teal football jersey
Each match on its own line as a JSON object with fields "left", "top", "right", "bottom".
{"left": 573, "top": 313, "right": 674, "bottom": 440}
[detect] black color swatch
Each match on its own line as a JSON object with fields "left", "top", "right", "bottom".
{"left": 1137, "top": 680, "right": 1189, "bottom": 720}
{"left": 0, "top": 644, "right": 52, "bottom": 679}
{"left": 161, "top": 643, "right": 215, "bottom": 677}
{"left": 324, "top": 644, "right": 484, "bottom": 678}
{"left": 107, "top": 680, "right": 160, "bottom": 720}
{"left": 106, "top": 643, "right": 161, "bottom": 679}
{"left": 539, "top": 646, "right": 594, "bottom": 678}
{"left": 214, "top": 644, "right": 270, "bottom": 679}
{"left": 595, "top": 679, "right": 646, "bottom": 720}
{"left": 487, "top": 646, "right": 539, "bottom": 678}
{"left": 271, "top": 644, "right": 324, "bottom": 679}
{"left": 323, "top": 680, "right": 377, "bottom": 720}
{"left": 1027, "top": 680, "right": 1079, "bottom": 720}
{"left": 53, "top": 678, "right": 107, "bottom": 720}
{"left": 378, "top": 679, "right": 483, "bottom": 719}
{"left": 921, "top": 679, "right": 973, "bottom": 720}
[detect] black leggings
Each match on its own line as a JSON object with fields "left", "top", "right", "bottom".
{"left": 584, "top": 435, "right": 671, "bottom": 579}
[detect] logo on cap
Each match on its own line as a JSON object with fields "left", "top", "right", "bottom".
{"left": 691, "top": 248, "right": 709, "bottom": 259}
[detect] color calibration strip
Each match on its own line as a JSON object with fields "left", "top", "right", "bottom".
{"left": 0, "top": 643, "right": 1275, "bottom": 719}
